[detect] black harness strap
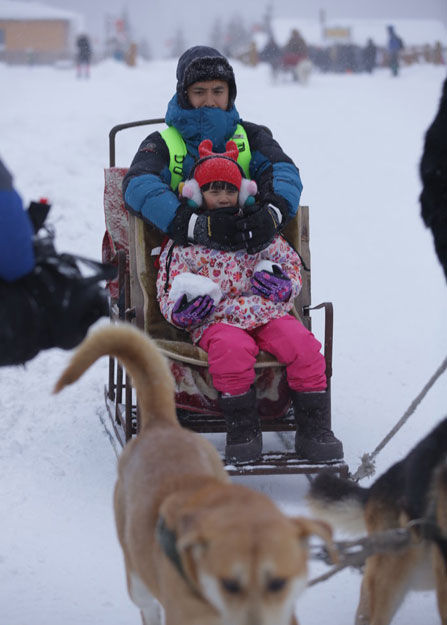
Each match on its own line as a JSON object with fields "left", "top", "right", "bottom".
{"left": 408, "top": 518, "right": 447, "bottom": 570}
{"left": 155, "top": 516, "right": 205, "bottom": 600}
{"left": 156, "top": 516, "right": 186, "bottom": 579}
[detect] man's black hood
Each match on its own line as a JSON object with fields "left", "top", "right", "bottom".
{"left": 176, "top": 46, "right": 237, "bottom": 110}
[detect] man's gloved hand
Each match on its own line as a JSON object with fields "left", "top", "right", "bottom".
{"left": 169, "top": 199, "right": 196, "bottom": 246}
{"left": 237, "top": 194, "right": 288, "bottom": 254}
{"left": 251, "top": 265, "right": 292, "bottom": 302}
{"left": 195, "top": 207, "right": 246, "bottom": 250}
{"left": 170, "top": 203, "right": 246, "bottom": 251}
{"left": 171, "top": 293, "right": 215, "bottom": 329}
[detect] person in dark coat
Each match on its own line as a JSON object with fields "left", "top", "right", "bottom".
{"left": 282, "top": 29, "right": 308, "bottom": 65}
{"left": 260, "top": 35, "right": 283, "bottom": 78}
{"left": 363, "top": 38, "right": 377, "bottom": 73}
{"left": 0, "top": 158, "right": 113, "bottom": 366}
{"left": 420, "top": 77, "right": 447, "bottom": 281}
{"left": 76, "top": 34, "right": 92, "bottom": 79}
{"left": 123, "top": 45, "right": 303, "bottom": 256}
{"left": 387, "top": 25, "right": 404, "bottom": 76}
{"left": 281, "top": 29, "right": 309, "bottom": 80}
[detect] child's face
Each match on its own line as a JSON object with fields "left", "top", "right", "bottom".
{"left": 202, "top": 187, "right": 239, "bottom": 210}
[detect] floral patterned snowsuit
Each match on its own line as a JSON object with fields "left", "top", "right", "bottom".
{"left": 157, "top": 235, "right": 327, "bottom": 395}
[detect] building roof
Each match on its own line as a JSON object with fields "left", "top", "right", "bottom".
{"left": 271, "top": 17, "right": 447, "bottom": 47}
{"left": 0, "top": 0, "right": 80, "bottom": 21}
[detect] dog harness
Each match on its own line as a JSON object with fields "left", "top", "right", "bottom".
{"left": 156, "top": 516, "right": 205, "bottom": 600}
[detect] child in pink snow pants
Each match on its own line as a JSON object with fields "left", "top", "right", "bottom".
{"left": 199, "top": 315, "right": 326, "bottom": 396}
{"left": 157, "top": 139, "right": 343, "bottom": 464}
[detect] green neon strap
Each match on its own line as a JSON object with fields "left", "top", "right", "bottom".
{"left": 161, "top": 126, "right": 187, "bottom": 192}
{"left": 161, "top": 124, "right": 251, "bottom": 191}
{"left": 231, "top": 123, "right": 251, "bottom": 179}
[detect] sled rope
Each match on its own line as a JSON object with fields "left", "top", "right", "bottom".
{"left": 351, "top": 356, "right": 447, "bottom": 483}
{"left": 308, "top": 527, "right": 411, "bottom": 586}
{"left": 308, "top": 518, "right": 440, "bottom": 586}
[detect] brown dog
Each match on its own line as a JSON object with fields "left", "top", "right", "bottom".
{"left": 54, "top": 323, "right": 335, "bottom": 625}
{"left": 307, "top": 419, "right": 447, "bottom": 625}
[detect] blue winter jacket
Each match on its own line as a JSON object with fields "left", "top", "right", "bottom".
{"left": 123, "top": 96, "right": 303, "bottom": 234}
{"left": 0, "top": 160, "right": 35, "bottom": 282}
{"left": 388, "top": 29, "right": 403, "bottom": 53}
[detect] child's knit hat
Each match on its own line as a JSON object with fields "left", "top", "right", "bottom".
{"left": 181, "top": 139, "right": 257, "bottom": 208}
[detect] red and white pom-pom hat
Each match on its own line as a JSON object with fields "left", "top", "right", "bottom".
{"left": 181, "top": 139, "right": 257, "bottom": 207}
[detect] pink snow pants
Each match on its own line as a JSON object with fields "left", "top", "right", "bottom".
{"left": 198, "top": 314, "right": 327, "bottom": 396}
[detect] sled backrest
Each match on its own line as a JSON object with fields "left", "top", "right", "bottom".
{"left": 102, "top": 167, "right": 129, "bottom": 299}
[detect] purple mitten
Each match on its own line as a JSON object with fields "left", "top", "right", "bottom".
{"left": 171, "top": 294, "right": 215, "bottom": 328}
{"left": 251, "top": 266, "right": 292, "bottom": 302}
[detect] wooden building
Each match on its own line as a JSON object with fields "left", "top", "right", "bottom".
{"left": 0, "top": 0, "right": 82, "bottom": 63}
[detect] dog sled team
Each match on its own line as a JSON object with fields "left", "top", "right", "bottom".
{"left": 3, "top": 40, "right": 447, "bottom": 625}
{"left": 74, "top": 48, "right": 447, "bottom": 624}
{"left": 55, "top": 319, "right": 447, "bottom": 625}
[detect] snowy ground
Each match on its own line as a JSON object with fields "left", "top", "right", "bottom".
{"left": 1, "top": 56, "right": 446, "bottom": 625}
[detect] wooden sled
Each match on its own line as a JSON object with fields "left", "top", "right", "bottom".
{"left": 103, "top": 119, "right": 349, "bottom": 478}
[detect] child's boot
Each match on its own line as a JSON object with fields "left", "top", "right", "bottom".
{"left": 219, "top": 387, "right": 262, "bottom": 464}
{"left": 291, "top": 390, "right": 343, "bottom": 462}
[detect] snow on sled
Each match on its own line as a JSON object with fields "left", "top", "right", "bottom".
{"left": 102, "top": 119, "right": 348, "bottom": 478}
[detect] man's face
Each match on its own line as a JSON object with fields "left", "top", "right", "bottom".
{"left": 187, "top": 80, "right": 229, "bottom": 110}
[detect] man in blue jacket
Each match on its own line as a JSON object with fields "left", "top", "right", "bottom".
{"left": 387, "top": 25, "right": 403, "bottom": 77}
{"left": 0, "top": 158, "right": 113, "bottom": 366}
{"left": 123, "top": 45, "right": 303, "bottom": 254}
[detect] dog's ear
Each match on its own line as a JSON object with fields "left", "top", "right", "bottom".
{"left": 291, "top": 517, "right": 339, "bottom": 564}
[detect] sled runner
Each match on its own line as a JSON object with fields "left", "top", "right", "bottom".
{"left": 103, "top": 119, "right": 348, "bottom": 478}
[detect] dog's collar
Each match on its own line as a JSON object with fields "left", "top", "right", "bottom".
{"left": 156, "top": 516, "right": 205, "bottom": 600}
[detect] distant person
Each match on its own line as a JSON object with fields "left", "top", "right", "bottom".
{"left": 387, "top": 25, "right": 404, "bottom": 77}
{"left": 260, "top": 35, "right": 283, "bottom": 79}
{"left": 125, "top": 42, "right": 138, "bottom": 67}
{"left": 433, "top": 42, "right": 444, "bottom": 66}
{"left": 282, "top": 29, "right": 311, "bottom": 83}
{"left": 76, "top": 34, "right": 92, "bottom": 79}
{"left": 363, "top": 38, "right": 377, "bottom": 73}
{"left": 247, "top": 41, "right": 259, "bottom": 67}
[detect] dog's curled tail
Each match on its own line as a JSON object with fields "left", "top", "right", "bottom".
{"left": 307, "top": 471, "right": 370, "bottom": 534}
{"left": 53, "top": 323, "right": 177, "bottom": 429}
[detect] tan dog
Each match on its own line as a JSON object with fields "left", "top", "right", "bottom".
{"left": 307, "top": 419, "right": 447, "bottom": 625}
{"left": 54, "top": 324, "right": 335, "bottom": 625}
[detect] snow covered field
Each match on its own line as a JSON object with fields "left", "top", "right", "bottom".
{"left": 1, "top": 56, "right": 446, "bottom": 624}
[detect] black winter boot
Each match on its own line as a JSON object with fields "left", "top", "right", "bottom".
{"left": 291, "top": 390, "right": 343, "bottom": 462}
{"left": 219, "top": 388, "right": 262, "bottom": 464}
